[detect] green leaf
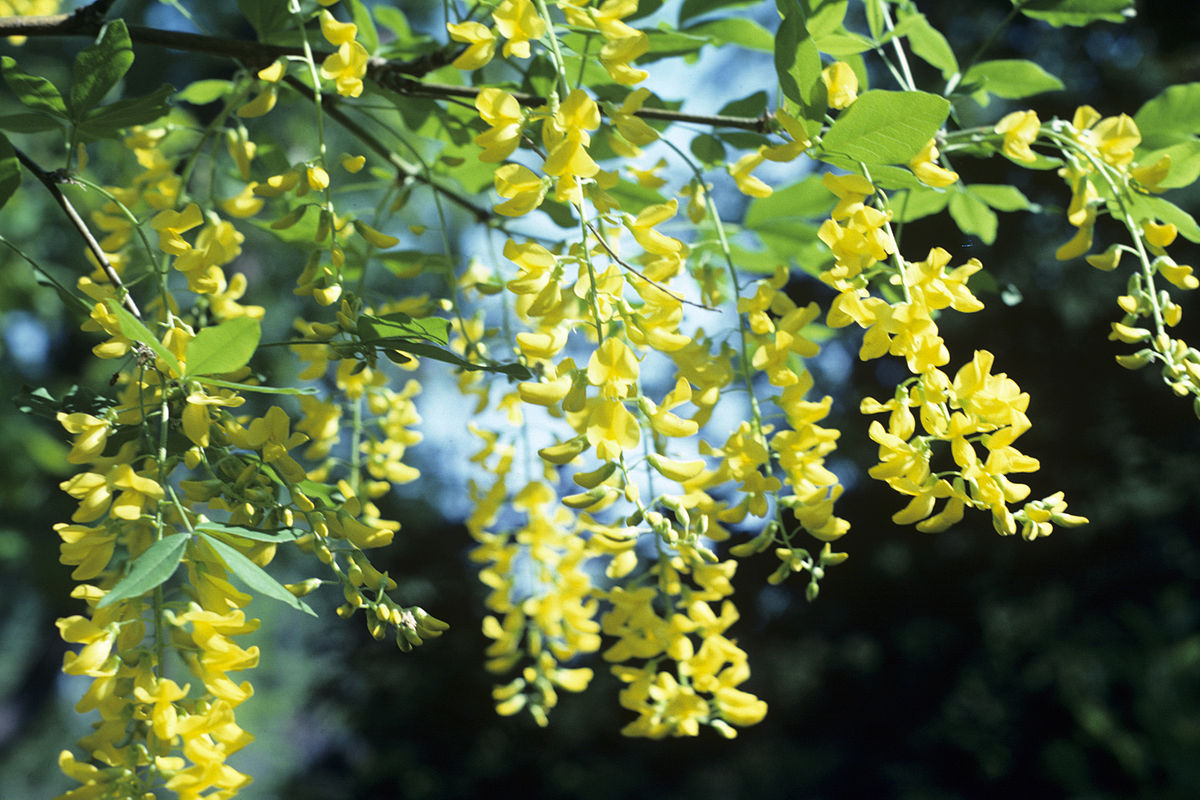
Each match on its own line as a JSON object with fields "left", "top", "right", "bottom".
{"left": 0, "top": 112, "right": 64, "bottom": 133}
{"left": 679, "top": 0, "right": 760, "bottom": 23}
{"left": 745, "top": 174, "right": 836, "bottom": 226}
{"left": 184, "top": 317, "right": 261, "bottom": 377}
{"left": 344, "top": 0, "right": 379, "bottom": 54}
{"left": 1134, "top": 83, "right": 1200, "bottom": 149}
{"left": 887, "top": 186, "right": 950, "bottom": 222}
{"left": 1, "top": 57, "right": 67, "bottom": 117}
{"left": 864, "top": 0, "right": 885, "bottom": 39}
{"left": 949, "top": 190, "right": 998, "bottom": 244}
{"left": 603, "top": 178, "right": 668, "bottom": 216}
{"left": 357, "top": 312, "right": 451, "bottom": 346}
{"left": 97, "top": 533, "right": 188, "bottom": 608}
{"left": 69, "top": 20, "right": 134, "bottom": 118}
{"left": 176, "top": 79, "right": 234, "bottom": 106}
{"left": 743, "top": 175, "right": 836, "bottom": 273}
{"left": 238, "top": 0, "right": 292, "bottom": 38}
{"left": 378, "top": 339, "right": 531, "bottom": 381}
{"left": 818, "top": 90, "right": 951, "bottom": 165}
{"left": 372, "top": 6, "right": 414, "bottom": 41}
{"left": 104, "top": 298, "right": 183, "bottom": 376}
{"left": 683, "top": 17, "right": 774, "bottom": 51}
{"left": 811, "top": 31, "right": 874, "bottom": 56}
{"left": 378, "top": 250, "right": 454, "bottom": 279}
{"left": 1130, "top": 195, "right": 1200, "bottom": 244}
{"left": 1135, "top": 141, "right": 1200, "bottom": 190}
{"left": 1014, "top": 0, "right": 1135, "bottom": 27}
{"left": 639, "top": 25, "right": 707, "bottom": 63}
{"left": 195, "top": 376, "right": 318, "bottom": 396}
{"left": 894, "top": 12, "right": 957, "bottom": 78}
{"left": 806, "top": 0, "right": 849, "bottom": 37}
{"left": 78, "top": 84, "right": 172, "bottom": 140}
{"left": 962, "top": 59, "right": 1064, "bottom": 101}
{"left": 718, "top": 90, "right": 768, "bottom": 119}
{"left": 690, "top": 133, "right": 726, "bottom": 165}
{"left": 775, "top": 11, "right": 825, "bottom": 120}
{"left": 195, "top": 521, "right": 300, "bottom": 544}
{"left": 200, "top": 533, "right": 317, "bottom": 616}
{"left": 969, "top": 184, "right": 1034, "bottom": 212}
{"left": 628, "top": 0, "right": 665, "bottom": 20}
{"left": 0, "top": 134, "right": 18, "bottom": 212}
{"left": 14, "top": 384, "right": 108, "bottom": 419}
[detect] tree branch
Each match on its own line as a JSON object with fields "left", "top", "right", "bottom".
{"left": 14, "top": 148, "right": 141, "bottom": 318}
{"left": 0, "top": 13, "right": 776, "bottom": 133}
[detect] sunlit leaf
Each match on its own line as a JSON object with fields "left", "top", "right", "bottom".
{"left": 97, "top": 533, "right": 188, "bottom": 608}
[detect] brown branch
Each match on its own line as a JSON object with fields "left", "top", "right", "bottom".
{"left": 14, "top": 148, "right": 141, "bottom": 318}
{"left": 0, "top": 13, "right": 775, "bottom": 133}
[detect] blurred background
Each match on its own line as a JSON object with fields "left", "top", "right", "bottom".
{"left": 2, "top": 1, "right": 1199, "bottom": 797}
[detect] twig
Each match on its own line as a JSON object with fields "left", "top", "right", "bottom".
{"left": 281, "top": 76, "right": 493, "bottom": 224}
{"left": 373, "top": 77, "right": 774, "bottom": 133}
{"left": 583, "top": 218, "right": 716, "bottom": 312}
{"left": 14, "top": 148, "right": 141, "bottom": 318}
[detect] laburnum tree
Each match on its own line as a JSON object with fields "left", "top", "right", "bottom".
{"left": 0, "top": 0, "right": 1197, "bottom": 796}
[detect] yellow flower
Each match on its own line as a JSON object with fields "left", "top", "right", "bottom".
{"left": 321, "top": 39, "right": 370, "bottom": 97}
{"left": 995, "top": 110, "right": 1041, "bottom": 163}
{"left": 908, "top": 138, "right": 959, "bottom": 187}
{"left": 493, "top": 163, "right": 546, "bottom": 216}
{"left": 584, "top": 397, "right": 640, "bottom": 461}
{"left": 600, "top": 32, "right": 649, "bottom": 85}
{"left": 587, "top": 338, "right": 640, "bottom": 400}
{"left": 493, "top": 0, "right": 546, "bottom": 59}
{"left": 728, "top": 152, "right": 770, "bottom": 198}
{"left": 822, "top": 61, "right": 858, "bottom": 109}
{"left": 447, "top": 21, "right": 497, "bottom": 70}
{"left": 150, "top": 202, "right": 204, "bottom": 256}
{"left": 474, "top": 88, "right": 524, "bottom": 162}
{"left": 57, "top": 412, "right": 112, "bottom": 464}
{"left": 542, "top": 89, "right": 601, "bottom": 178}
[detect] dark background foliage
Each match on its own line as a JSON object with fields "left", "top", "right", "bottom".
{"left": 2, "top": 2, "right": 1198, "bottom": 798}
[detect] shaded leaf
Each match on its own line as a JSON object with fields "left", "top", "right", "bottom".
{"left": 0, "top": 112, "right": 64, "bottom": 133}
{"left": 679, "top": 0, "right": 760, "bottom": 23}
{"left": 78, "top": 84, "right": 173, "bottom": 140}
{"left": 344, "top": 0, "right": 379, "bottom": 54}
{"left": 70, "top": 20, "right": 134, "bottom": 118}
{"left": 238, "top": 0, "right": 291, "bottom": 38}
{"left": 1, "top": 56, "right": 67, "bottom": 117}
{"left": 0, "top": 133, "right": 18, "bottom": 212}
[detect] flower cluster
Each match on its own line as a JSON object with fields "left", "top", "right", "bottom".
{"left": 816, "top": 169, "right": 1085, "bottom": 538}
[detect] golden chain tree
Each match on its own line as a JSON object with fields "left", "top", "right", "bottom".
{"left": 0, "top": 0, "right": 1196, "bottom": 796}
